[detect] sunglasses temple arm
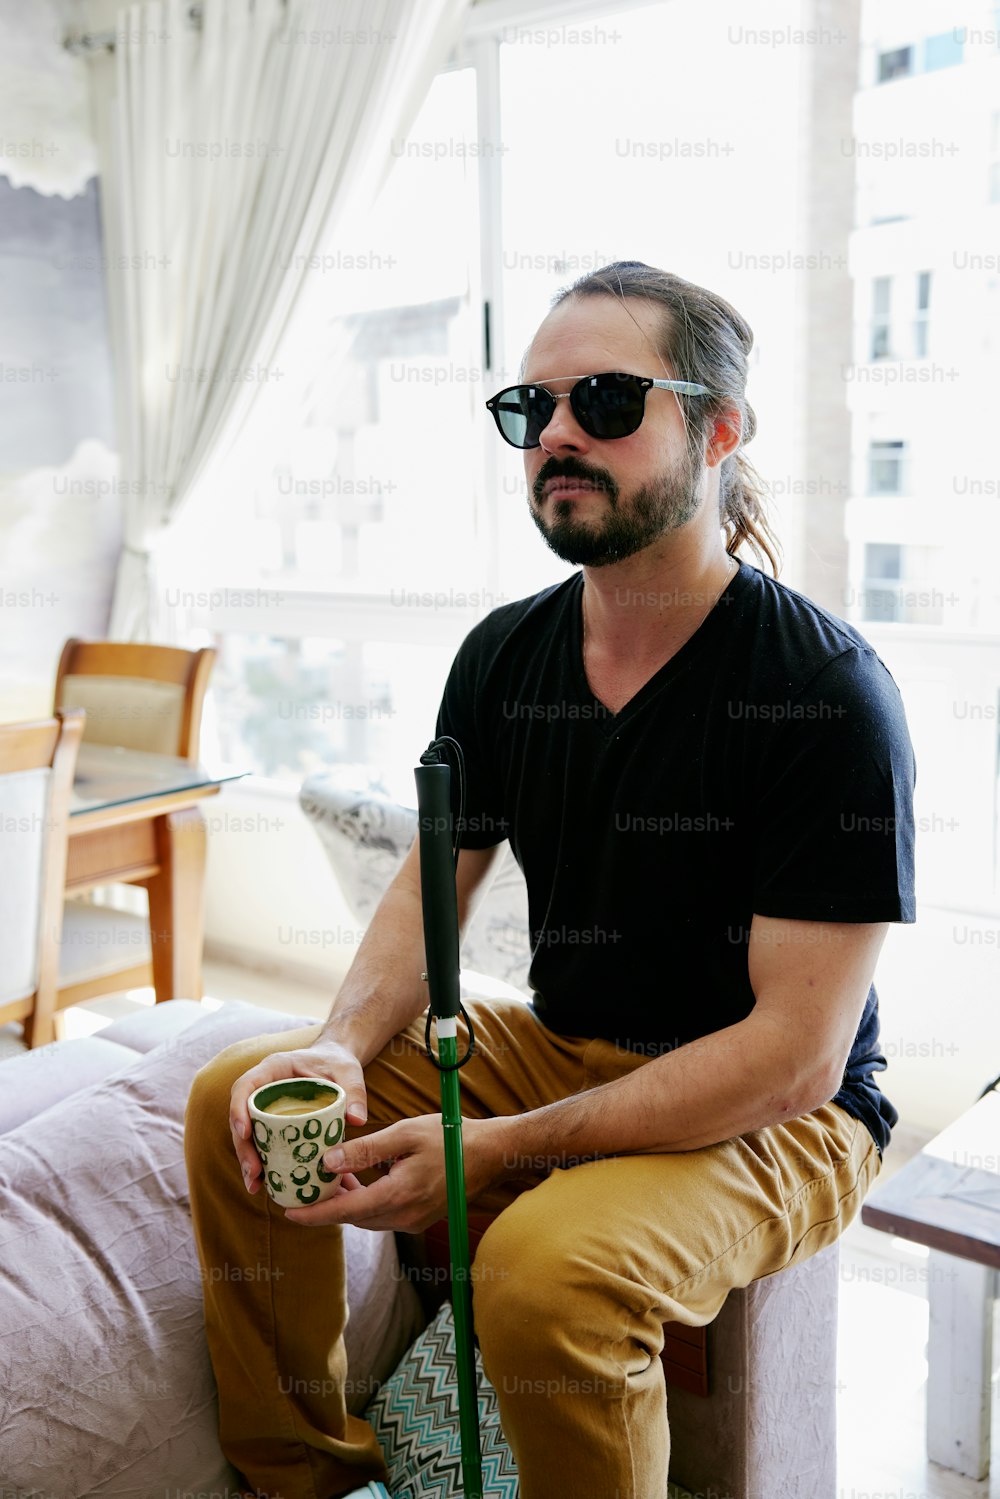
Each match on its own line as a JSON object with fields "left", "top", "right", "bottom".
{"left": 652, "top": 379, "right": 712, "bottom": 396}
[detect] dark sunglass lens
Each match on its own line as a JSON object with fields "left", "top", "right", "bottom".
{"left": 493, "top": 386, "right": 554, "bottom": 448}
{"left": 573, "top": 374, "right": 646, "bottom": 439}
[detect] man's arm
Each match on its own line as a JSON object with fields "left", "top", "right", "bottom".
{"left": 485, "top": 915, "right": 889, "bottom": 1171}
{"left": 316, "top": 838, "right": 502, "bottom": 1067}
{"left": 228, "top": 837, "right": 502, "bottom": 1181}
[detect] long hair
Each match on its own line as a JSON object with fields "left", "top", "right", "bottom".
{"left": 550, "top": 261, "right": 781, "bottom": 575}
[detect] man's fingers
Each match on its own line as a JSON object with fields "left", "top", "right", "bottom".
{"left": 322, "top": 1122, "right": 401, "bottom": 1177}
{"left": 285, "top": 1173, "right": 400, "bottom": 1230}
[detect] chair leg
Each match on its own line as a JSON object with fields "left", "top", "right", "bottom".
{"left": 145, "top": 806, "right": 208, "bottom": 1001}
{"left": 23, "top": 988, "right": 56, "bottom": 1049}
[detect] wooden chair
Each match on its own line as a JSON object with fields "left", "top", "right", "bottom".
{"left": 0, "top": 711, "right": 85, "bottom": 1048}
{"left": 52, "top": 639, "right": 217, "bottom": 1013}
{"left": 54, "top": 638, "right": 216, "bottom": 761}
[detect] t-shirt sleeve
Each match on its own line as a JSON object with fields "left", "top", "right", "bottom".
{"left": 751, "top": 647, "right": 916, "bottom": 922}
{"left": 432, "top": 620, "right": 511, "bottom": 850}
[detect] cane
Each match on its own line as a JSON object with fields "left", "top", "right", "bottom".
{"left": 415, "top": 738, "right": 484, "bottom": 1499}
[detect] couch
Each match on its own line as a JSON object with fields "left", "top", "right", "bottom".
{"left": 0, "top": 766, "right": 842, "bottom": 1499}
{"left": 0, "top": 997, "right": 426, "bottom": 1498}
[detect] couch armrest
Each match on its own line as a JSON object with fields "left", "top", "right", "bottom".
{"left": 299, "top": 769, "right": 534, "bottom": 992}
{"left": 0, "top": 999, "right": 217, "bottom": 1134}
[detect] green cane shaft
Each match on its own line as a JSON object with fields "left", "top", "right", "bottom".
{"left": 438, "top": 1031, "right": 483, "bottom": 1499}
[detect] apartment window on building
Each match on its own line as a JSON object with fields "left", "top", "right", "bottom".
{"left": 868, "top": 440, "right": 907, "bottom": 494}
{"left": 871, "top": 276, "right": 892, "bottom": 359}
{"left": 861, "top": 543, "right": 945, "bottom": 624}
{"left": 914, "top": 271, "right": 931, "bottom": 358}
{"left": 862, "top": 543, "right": 903, "bottom": 621}
{"left": 922, "top": 30, "right": 964, "bottom": 70}
{"left": 877, "top": 45, "right": 913, "bottom": 82}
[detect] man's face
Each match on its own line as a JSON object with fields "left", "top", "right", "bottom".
{"left": 520, "top": 295, "right": 705, "bottom": 567}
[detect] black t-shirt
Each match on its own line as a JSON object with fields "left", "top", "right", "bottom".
{"left": 434, "top": 561, "right": 916, "bottom": 1155}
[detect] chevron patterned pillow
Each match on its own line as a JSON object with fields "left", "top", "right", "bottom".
{"left": 362, "top": 1300, "right": 519, "bottom": 1498}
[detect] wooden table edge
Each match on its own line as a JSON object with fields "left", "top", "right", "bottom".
{"left": 69, "top": 781, "right": 223, "bottom": 833}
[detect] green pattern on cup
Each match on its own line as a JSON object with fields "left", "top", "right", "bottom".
{"left": 268, "top": 1170, "right": 285, "bottom": 1193}
{"left": 252, "top": 1120, "right": 272, "bottom": 1150}
{"left": 304, "top": 1118, "right": 321, "bottom": 1139}
{"left": 324, "top": 1118, "right": 344, "bottom": 1147}
{"left": 281, "top": 1123, "right": 301, "bottom": 1144}
{"left": 316, "top": 1160, "right": 338, "bottom": 1183}
{"left": 296, "top": 1184, "right": 320, "bottom": 1204}
{"left": 293, "top": 1140, "right": 319, "bottom": 1163}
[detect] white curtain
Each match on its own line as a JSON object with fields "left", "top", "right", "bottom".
{"left": 95, "top": 0, "right": 469, "bottom": 640}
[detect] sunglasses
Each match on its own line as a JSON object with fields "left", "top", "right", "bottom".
{"left": 485, "top": 371, "right": 712, "bottom": 449}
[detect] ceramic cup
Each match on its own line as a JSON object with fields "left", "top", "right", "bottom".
{"left": 247, "top": 1076, "right": 347, "bottom": 1209}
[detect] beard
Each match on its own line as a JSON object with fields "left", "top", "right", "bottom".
{"left": 528, "top": 452, "right": 703, "bottom": 567}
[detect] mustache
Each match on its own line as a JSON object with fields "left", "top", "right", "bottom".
{"left": 532, "top": 457, "right": 619, "bottom": 507}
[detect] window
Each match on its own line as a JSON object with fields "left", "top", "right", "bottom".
{"left": 168, "top": 63, "right": 488, "bottom": 802}
{"left": 862, "top": 543, "right": 903, "bottom": 622}
{"left": 179, "top": 0, "right": 810, "bottom": 793}
{"left": 914, "top": 270, "right": 931, "bottom": 358}
{"left": 875, "top": 34, "right": 962, "bottom": 82}
{"left": 877, "top": 46, "right": 913, "bottom": 82}
{"left": 922, "top": 31, "right": 964, "bottom": 71}
{"left": 871, "top": 276, "right": 892, "bottom": 359}
{"left": 865, "top": 542, "right": 903, "bottom": 580}
{"left": 868, "top": 440, "right": 906, "bottom": 495}
{"left": 858, "top": 544, "right": 948, "bottom": 624}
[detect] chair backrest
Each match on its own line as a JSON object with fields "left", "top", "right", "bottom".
{"left": 0, "top": 711, "right": 84, "bottom": 1010}
{"left": 53, "top": 639, "right": 216, "bottom": 761}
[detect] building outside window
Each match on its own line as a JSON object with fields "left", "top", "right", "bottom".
{"left": 914, "top": 270, "right": 931, "bottom": 358}
{"left": 871, "top": 275, "right": 892, "bottom": 358}
{"left": 862, "top": 541, "right": 903, "bottom": 620}
{"left": 868, "top": 439, "right": 906, "bottom": 494}
{"left": 922, "top": 30, "right": 963, "bottom": 71}
{"left": 877, "top": 45, "right": 913, "bottom": 82}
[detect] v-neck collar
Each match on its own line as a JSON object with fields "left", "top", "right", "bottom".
{"left": 569, "top": 562, "right": 751, "bottom": 729}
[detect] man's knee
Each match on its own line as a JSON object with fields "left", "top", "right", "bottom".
{"left": 471, "top": 1186, "right": 598, "bottom": 1335}
{"left": 184, "top": 1027, "right": 319, "bottom": 1157}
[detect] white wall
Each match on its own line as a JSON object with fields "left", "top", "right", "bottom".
{"left": 202, "top": 780, "right": 362, "bottom": 994}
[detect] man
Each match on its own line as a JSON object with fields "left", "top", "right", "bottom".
{"left": 186, "top": 262, "right": 916, "bottom": 1499}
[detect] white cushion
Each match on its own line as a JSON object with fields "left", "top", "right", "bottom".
{"left": 58, "top": 900, "right": 151, "bottom": 984}
{"left": 60, "top": 674, "right": 186, "bottom": 755}
{"left": 0, "top": 766, "right": 50, "bottom": 1005}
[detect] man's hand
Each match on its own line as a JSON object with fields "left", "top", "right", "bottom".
{"left": 228, "top": 1040, "right": 368, "bottom": 1197}
{"left": 283, "top": 1114, "right": 504, "bottom": 1234}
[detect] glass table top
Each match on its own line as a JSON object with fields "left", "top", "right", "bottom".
{"left": 70, "top": 743, "right": 248, "bottom": 817}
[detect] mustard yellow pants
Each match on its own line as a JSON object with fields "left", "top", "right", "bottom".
{"left": 184, "top": 995, "right": 880, "bottom": 1499}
